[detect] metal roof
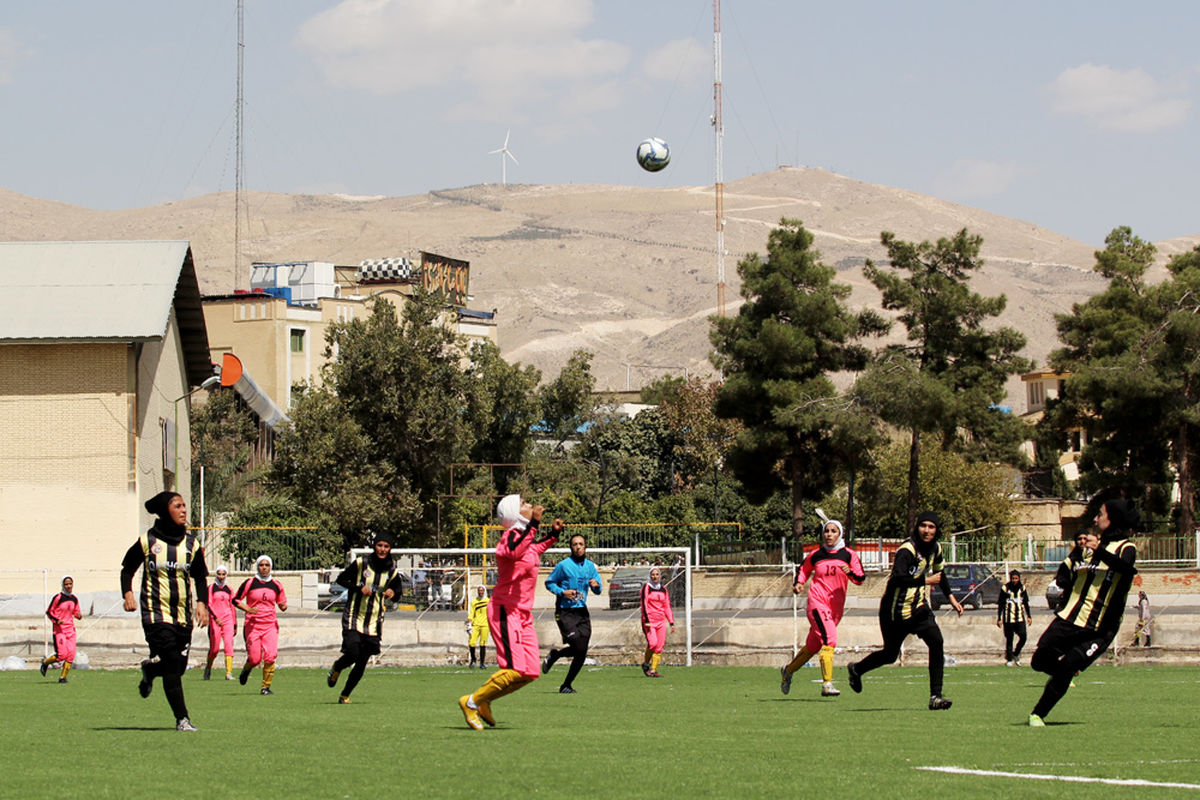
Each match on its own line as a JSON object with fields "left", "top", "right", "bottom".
{"left": 0, "top": 240, "right": 213, "bottom": 386}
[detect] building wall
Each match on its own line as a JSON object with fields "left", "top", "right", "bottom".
{"left": 0, "top": 342, "right": 136, "bottom": 572}
{"left": 0, "top": 312, "right": 194, "bottom": 577}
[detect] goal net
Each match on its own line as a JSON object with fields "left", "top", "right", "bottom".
{"left": 345, "top": 546, "right": 694, "bottom": 667}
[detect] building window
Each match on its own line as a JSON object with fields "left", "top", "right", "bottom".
{"left": 290, "top": 329, "right": 305, "bottom": 353}
{"left": 1070, "top": 430, "right": 1082, "bottom": 452}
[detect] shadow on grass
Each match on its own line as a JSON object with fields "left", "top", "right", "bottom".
{"left": 93, "top": 726, "right": 176, "bottom": 732}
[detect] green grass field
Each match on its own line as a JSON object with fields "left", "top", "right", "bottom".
{"left": 4, "top": 663, "right": 1198, "bottom": 798}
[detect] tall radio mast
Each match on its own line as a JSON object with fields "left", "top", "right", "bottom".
{"left": 234, "top": 0, "right": 245, "bottom": 291}
{"left": 712, "top": 0, "right": 726, "bottom": 317}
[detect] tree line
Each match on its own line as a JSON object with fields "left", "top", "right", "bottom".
{"left": 192, "top": 219, "right": 1200, "bottom": 560}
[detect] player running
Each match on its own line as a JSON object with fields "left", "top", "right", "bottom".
{"left": 1027, "top": 499, "right": 1138, "bottom": 726}
{"left": 458, "top": 494, "right": 562, "bottom": 730}
{"left": 327, "top": 533, "right": 404, "bottom": 704}
{"left": 41, "top": 576, "right": 82, "bottom": 683}
{"left": 780, "top": 519, "right": 864, "bottom": 697}
{"left": 847, "top": 511, "right": 963, "bottom": 710}
{"left": 234, "top": 555, "right": 287, "bottom": 695}
{"left": 204, "top": 565, "right": 237, "bottom": 680}
{"left": 639, "top": 567, "right": 675, "bottom": 677}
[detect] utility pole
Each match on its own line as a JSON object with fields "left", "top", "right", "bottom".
{"left": 234, "top": 0, "right": 245, "bottom": 291}
{"left": 712, "top": 0, "right": 726, "bottom": 317}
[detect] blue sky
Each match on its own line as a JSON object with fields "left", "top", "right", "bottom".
{"left": 1, "top": 1, "right": 1196, "bottom": 245}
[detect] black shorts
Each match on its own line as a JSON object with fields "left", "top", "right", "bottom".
{"left": 555, "top": 607, "right": 592, "bottom": 647}
{"left": 143, "top": 622, "right": 193, "bottom": 675}
{"left": 340, "top": 629, "right": 382, "bottom": 660}
{"left": 1033, "top": 616, "right": 1113, "bottom": 674}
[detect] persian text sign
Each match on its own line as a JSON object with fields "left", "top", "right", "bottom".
{"left": 420, "top": 251, "right": 470, "bottom": 306}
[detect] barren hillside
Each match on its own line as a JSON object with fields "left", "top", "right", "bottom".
{"left": 6, "top": 168, "right": 1188, "bottom": 406}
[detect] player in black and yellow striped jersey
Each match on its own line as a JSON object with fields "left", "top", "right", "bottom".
{"left": 120, "top": 491, "right": 209, "bottom": 732}
{"left": 996, "top": 570, "right": 1032, "bottom": 666}
{"left": 847, "top": 511, "right": 964, "bottom": 710}
{"left": 1027, "top": 498, "right": 1138, "bottom": 726}
{"left": 326, "top": 533, "right": 404, "bottom": 703}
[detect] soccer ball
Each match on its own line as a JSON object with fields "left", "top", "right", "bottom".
{"left": 636, "top": 137, "right": 670, "bottom": 172}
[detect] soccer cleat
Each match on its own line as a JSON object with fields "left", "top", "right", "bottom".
{"left": 821, "top": 681, "right": 840, "bottom": 697}
{"left": 1005, "top": 660, "right": 1014, "bottom": 667}
{"left": 928, "top": 695, "right": 952, "bottom": 711}
{"left": 338, "top": 696, "right": 351, "bottom": 704}
{"left": 1014, "top": 657, "right": 1021, "bottom": 667}
{"left": 476, "top": 700, "right": 496, "bottom": 727}
{"left": 642, "top": 662, "right": 652, "bottom": 677}
{"left": 779, "top": 666, "right": 792, "bottom": 695}
{"left": 541, "top": 654, "right": 552, "bottom": 675}
{"left": 238, "top": 667, "right": 250, "bottom": 686}
{"left": 559, "top": 685, "right": 577, "bottom": 693}
{"left": 225, "top": 673, "right": 235, "bottom": 681}
{"left": 326, "top": 668, "right": 340, "bottom": 688}
{"left": 58, "top": 677, "right": 68, "bottom": 684}
{"left": 1068, "top": 679, "right": 1077, "bottom": 689}
{"left": 40, "top": 660, "right": 49, "bottom": 677}
{"left": 260, "top": 687, "right": 274, "bottom": 696}
{"left": 138, "top": 660, "right": 154, "bottom": 698}
{"left": 648, "top": 671, "right": 662, "bottom": 678}
{"left": 847, "top": 661, "right": 862, "bottom": 694}
{"left": 1028, "top": 714, "right": 1045, "bottom": 727}
{"left": 176, "top": 717, "right": 198, "bottom": 732}
{"left": 458, "top": 695, "right": 484, "bottom": 731}
{"left": 203, "top": 665, "right": 212, "bottom": 680}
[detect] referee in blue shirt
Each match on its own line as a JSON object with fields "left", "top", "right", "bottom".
{"left": 542, "top": 533, "right": 602, "bottom": 693}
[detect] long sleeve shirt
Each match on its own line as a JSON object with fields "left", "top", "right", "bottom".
{"left": 796, "top": 546, "right": 865, "bottom": 619}
{"left": 998, "top": 582, "right": 1031, "bottom": 623}
{"left": 491, "top": 519, "right": 558, "bottom": 613}
{"left": 640, "top": 583, "right": 674, "bottom": 626}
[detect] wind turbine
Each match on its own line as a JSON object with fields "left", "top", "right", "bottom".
{"left": 488, "top": 130, "right": 518, "bottom": 186}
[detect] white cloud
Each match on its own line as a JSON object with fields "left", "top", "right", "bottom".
{"left": 1048, "top": 63, "right": 1190, "bottom": 133}
{"left": 0, "top": 28, "right": 35, "bottom": 85}
{"left": 642, "top": 38, "right": 708, "bottom": 83}
{"left": 931, "top": 159, "right": 1019, "bottom": 199}
{"left": 295, "top": 0, "right": 629, "bottom": 115}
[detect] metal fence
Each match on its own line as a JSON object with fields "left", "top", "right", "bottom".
{"left": 198, "top": 526, "right": 329, "bottom": 571}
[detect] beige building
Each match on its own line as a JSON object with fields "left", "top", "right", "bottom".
{"left": 0, "top": 241, "right": 211, "bottom": 586}
{"left": 202, "top": 258, "right": 497, "bottom": 411}
{"left": 1020, "top": 368, "right": 1090, "bottom": 482}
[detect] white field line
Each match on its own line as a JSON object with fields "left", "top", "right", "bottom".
{"left": 916, "top": 766, "right": 1200, "bottom": 790}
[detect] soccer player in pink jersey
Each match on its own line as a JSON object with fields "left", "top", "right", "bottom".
{"left": 780, "top": 519, "right": 865, "bottom": 697}
{"left": 234, "top": 555, "right": 287, "bottom": 695}
{"left": 41, "top": 576, "right": 82, "bottom": 683}
{"left": 639, "top": 567, "right": 675, "bottom": 677}
{"left": 458, "top": 494, "right": 562, "bottom": 730}
{"left": 204, "top": 565, "right": 237, "bottom": 680}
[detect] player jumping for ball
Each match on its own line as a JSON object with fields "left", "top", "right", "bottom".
{"left": 458, "top": 494, "right": 562, "bottom": 730}
{"left": 780, "top": 519, "right": 864, "bottom": 697}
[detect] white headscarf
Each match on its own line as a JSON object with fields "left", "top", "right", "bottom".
{"left": 647, "top": 568, "right": 663, "bottom": 590}
{"left": 61, "top": 575, "right": 73, "bottom": 591}
{"left": 496, "top": 494, "right": 526, "bottom": 528}
{"left": 821, "top": 520, "right": 846, "bottom": 552}
{"left": 214, "top": 565, "right": 229, "bottom": 586}
{"left": 255, "top": 555, "right": 273, "bottom": 581}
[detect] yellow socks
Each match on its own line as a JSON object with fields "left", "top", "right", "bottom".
{"left": 225, "top": 655, "right": 234, "bottom": 676}
{"left": 785, "top": 646, "right": 814, "bottom": 675}
{"left": 643, "top": 647, "right": 654, "bottom": 665}
{"left": 650, "top": 652, "right": 661, "bottom": 672}
{"left": 61, "top": 661, "right": 72, "bottom": 680}
{"left": 262, "top": 662, "right": 276, "bottom": 689}
{"left": 819, "top": 646, "right": 835, "bottom": 683}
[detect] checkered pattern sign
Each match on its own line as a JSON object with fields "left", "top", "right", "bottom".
{"left": 358, "top": 257, "right": 414, "bottom": 280}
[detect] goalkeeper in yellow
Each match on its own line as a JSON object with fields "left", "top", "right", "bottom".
{"left": 467, "top": 584, "right": 490, "bottom": 668}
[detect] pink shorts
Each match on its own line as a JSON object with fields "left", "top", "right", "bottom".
{"left": 54, "top": 630, "right": 76, "bottom": 662}
{"left": 208, "top": 617, "right": 235, "bottom": 658}
{"left": 804, "top": 606, "right": 839, "bottom": 652}
{"left": 244, "top": 623, "right": 278, "bottom": 665}
{"left": 489, "top": 605, "right": 540, "bottom": 678}
{"left": 643, "top": 622, "right": 668, "bottom": 653}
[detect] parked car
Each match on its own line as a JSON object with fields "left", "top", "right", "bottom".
{"left": 930, "top": 563, "right": 1003, "bottom": 610}
{"left": 607, "top": 566, "right": 686, "bottom": 610}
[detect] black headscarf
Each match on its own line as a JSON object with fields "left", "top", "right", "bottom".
{"left": 144, "top": 491, "right": 185, "bottom": 544}
{"left": 911, "top": 510, "right": 942, "bottom": 556}
{"left": 370, "top": 532, "right": 394, "bottom": 568}
{"left": 1101, "top": 498, "right": 1138, "bottom": 543}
